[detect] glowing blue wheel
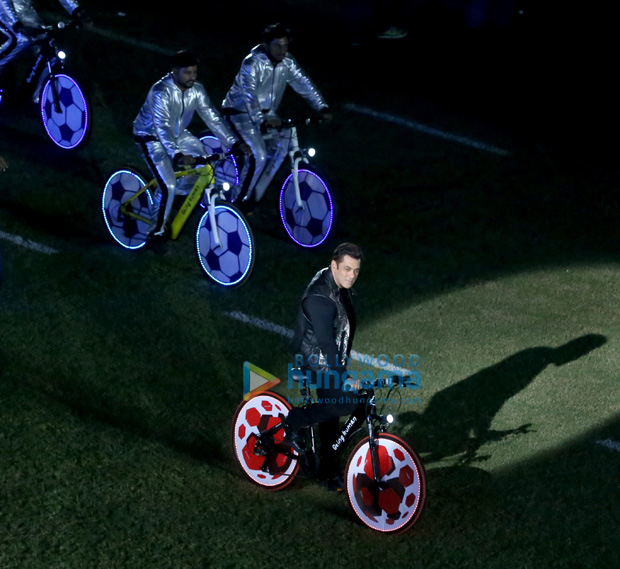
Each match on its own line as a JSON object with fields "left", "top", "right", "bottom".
{"left": 279, "top": 167, "right": 335, "bottom": 248}
{"left": 40, "top": 73, "right": 91, "bottom": 150}
{"left": 196, "top": 201, "right": 254, "bottom": 287}
{"left": 200, "top": 134, "right": 240, "bottom": 201}
{"left": 101, "top": 167, "right": 156, "bottom": 250}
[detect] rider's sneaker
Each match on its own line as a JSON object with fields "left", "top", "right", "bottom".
{"left": 283, "top": 422, "right": 304, "bottom": 454}
{"left": 237, "top": 198, "right": 258, "bottom": 216}
{"left": 146, "top": 231, "right": 168, "bottom": 256}
{"left": 377, "top": 26, "right": 408, "bottom": 40}
{"left": 318, "top": 475, "right": 344, "bottom": 492}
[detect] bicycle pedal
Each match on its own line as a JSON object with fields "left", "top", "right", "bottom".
{"left": 253, "top": 445, "right": 268, "bottom": 457}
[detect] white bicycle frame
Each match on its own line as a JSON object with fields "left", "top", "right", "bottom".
{"left": 287, "top": 125, "right": 309, "bottom": 210}
{"left": 251, "top": 119, "right": 313, "bottom": 208}
{"left": 204, "top": 181, "right": 226, "bottom": 248}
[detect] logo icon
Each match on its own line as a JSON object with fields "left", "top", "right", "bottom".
{"left": 243, "top": 362, "right": 281, "bottom": 400}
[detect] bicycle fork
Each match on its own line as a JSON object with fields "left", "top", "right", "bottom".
{"left": 170, "top": 168, "right": 222, "bottom": 246}
{"left": 365, "top": 401, "right": 384, "bottom": 485}
{"left": 288, "top": 126, "right": 307, "bottom": 210}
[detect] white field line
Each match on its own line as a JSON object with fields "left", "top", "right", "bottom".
{"left": 89, "top": 26, "right": 176, "bottom": 56}
{"left": 224, "top": 310, "right": 413, "bottom": 374}
{"left": 595, "top": 438, "right": 620, "bottom": 453}
{"left": 0, "top": 230, "right": 59, "bottom": 254}
{"left": 344, "top": 103, "right": 511, "bottom": 156}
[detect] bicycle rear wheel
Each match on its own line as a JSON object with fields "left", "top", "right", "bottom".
{"left": 345, "top": 433, "right": 426, "bottom": 534}
{"left": 40, "top": 73, "right": 91, "bottom": 150}
{"left": 101, "top": 167, "right": 155, "bottom": 250}
{"left": 231, "top": 392, "right": 299, "bottom": 490}
{"left": 195, "top": 200, "right": 254, "bottom": 287}
{"left": 279, "top": 166, "right": 336, "bottom": 248}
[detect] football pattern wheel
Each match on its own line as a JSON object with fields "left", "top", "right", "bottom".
{"left": 279, "top": 168, "right": 335, "bottom": 247}
{"left": 101, "top": 168, "right": 155, "bottom": 250}
{"left": 195, "top": 202, "right": 254, "bottom": 286}
{"left": 345, "top": 433, "right": 426, "bottom": 534}
{"left": 40, "top": 74, "right": 90, "bottom": 150}
{"left": 231, "top": 392, "right": 299, "bottom": 490}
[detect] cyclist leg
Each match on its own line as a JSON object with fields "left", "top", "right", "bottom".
{"left": 227, "top": 114, "right": 268, "bottom": 202}
{"left": 0, "top": 24, "right": 30, "bottom": 74}
{"left": 174, "top": 131, "right": 208, "bottom": 194}
{"left": 286, "top": 376, "right": 359, "bottom": 482}
{"left": 252, "top": 127, "right": 292, "bottom": 202}
{"left": 136, "top": 139, "right": 176, "bottom": 235}
{"left": 177, "top": 131, "right": 207, "bottom": 158}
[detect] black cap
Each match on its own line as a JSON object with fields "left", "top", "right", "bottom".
{"left": 171, "top": 50, "right": 199, "bottom": 68}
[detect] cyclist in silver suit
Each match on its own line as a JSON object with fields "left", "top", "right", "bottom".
{"left": 0, "top": 0, "right": 89, "bottom": 73}
{"left": 222, "top": 23, "right": 331, "bottom": 207}
{"left": 133, "top": 50, "right": 249, "bottom": 237}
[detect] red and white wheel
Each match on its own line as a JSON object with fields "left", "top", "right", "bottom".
{"left": 345, "top": 433, "right": 426, "bottom": 534}
{"left": 231, "top": 392, "right": 299, "bottom": 490}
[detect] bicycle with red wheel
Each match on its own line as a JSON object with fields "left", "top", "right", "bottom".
{"left": 231, "top": 371, "right": 426, "bottom": 534}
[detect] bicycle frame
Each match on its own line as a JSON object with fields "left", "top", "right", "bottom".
{"left": 119, "top": 162, "right": 225, "bottom": 246}
{"left": 284, "top": 376, "right": 395, "bottom": 484}
{"left": 21, "top": 22, "right": 77, "bottom": 106}
{"left": 232, "top": 372, "right": 425, "bottom": 532}
{"left": 249, "top": 118, "right": 315, "bottom": 206}
{"left": 287, "top": 125, "right": 308, "bottom": 210}
{"left": 25, "top": 38, "right": 58, "bottom": 103}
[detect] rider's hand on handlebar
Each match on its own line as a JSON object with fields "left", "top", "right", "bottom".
{"left": 13, "top": 21, "right": 46, "bottom": 38}
{"left": 173, "top": 153, "right": 197, "bottom": 168}
{"left": 71, "top": 8, "right": 94, "bottom": 29}
{"left": 319, "top": 107, "right": 333, "bottom": 122}
{"left": 261, "top": 117, "right": 282, "bottom": 132}
{"left": 232, "top": 140, "right": 252, "bottom": 156}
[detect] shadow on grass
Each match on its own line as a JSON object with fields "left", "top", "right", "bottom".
{"left": 400, "top": 333, "right": 607, "bottom": 463}
{"left": 420, "top": 414, "right": 620, "bottom": 567}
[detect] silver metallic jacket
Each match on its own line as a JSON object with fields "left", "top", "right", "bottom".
{"left": 222, "top": 44, "right": 328, "bottom": 125}
{"left": 133, "top": 73, "right": 237, "bottom": 159}
{"left": 0, "top": 0, "right": 79, "bottom": 27}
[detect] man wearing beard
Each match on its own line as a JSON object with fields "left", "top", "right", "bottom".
{"left": 133, "top": 50, "right": 249, "bottom": 237}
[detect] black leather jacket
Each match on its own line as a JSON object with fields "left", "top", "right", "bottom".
{"left": 291, "top": 267, "right": 356, "bottom": 374}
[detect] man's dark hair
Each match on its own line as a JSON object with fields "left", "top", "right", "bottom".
{"left": 262, "top": 23, "right": 292, "bottom": 44}
{"left": 171, "top": 50, "right": 199, "bottom": 69}
{"left": 332, "top": 243, "right": 363, "bottom": 264}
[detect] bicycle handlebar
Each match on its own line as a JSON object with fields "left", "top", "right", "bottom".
{"left": 374, "top": 374, "right": 418, "bottom": 390}
{"left": 194, "top": 152, "right": 227, "bottom": 165}
{"left": 263, "top": 116, "right": 325, "bottom": 133}
{"left": 173, "top": 152, "right": 228, "bottom": 170}
{"left": 40, "top": 19, "right": 83, "bottom": 33}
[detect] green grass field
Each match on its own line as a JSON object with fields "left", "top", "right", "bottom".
{"left": 1, "top": 1, "right": 619, "bottom": 567}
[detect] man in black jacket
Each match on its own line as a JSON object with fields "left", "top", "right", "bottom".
{"left": 286, "top": 242, "right": 363, "bottom": 490}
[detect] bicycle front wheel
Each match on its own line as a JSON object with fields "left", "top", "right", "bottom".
{"left": 195, "top": 201, "right": 254, "bottom": 287}
{"left": 101, "top": 167, "right": 155, "bottom": 250}
{"left": 345, "top": 433, "right": 426, "bottom": 534}
{"left": 231, "top": 392, "right": 299, "bottom": 491}
{"left": 199, "top": 134, "right": 240, "bottom": 199}
{"left": 279, "top": 167, "right": 336, "bottom": 248}
{"left": 40, "top": 73, "right": 91, "bottom": 150}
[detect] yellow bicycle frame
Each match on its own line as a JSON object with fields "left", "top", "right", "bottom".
{"left": 119, "top": 163, "right": 216, "bottom": 240}
{"left": 170, "top": 164, "right": 215, "bottom": 240}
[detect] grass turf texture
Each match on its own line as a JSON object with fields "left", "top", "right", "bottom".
{"left": 1, "top": 1, "right": 619, "bottom": 567}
